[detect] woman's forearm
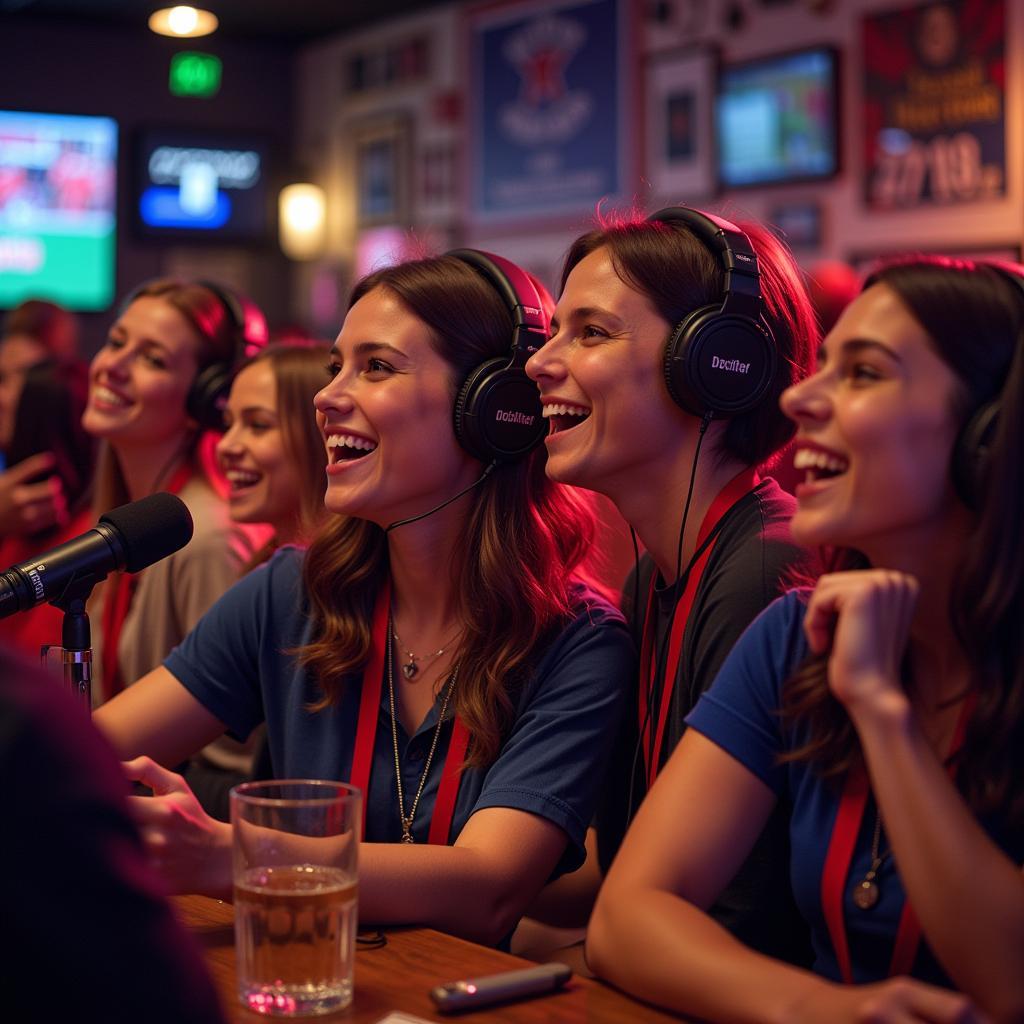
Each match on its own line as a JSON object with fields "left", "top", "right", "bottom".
{"left": 855, "top": 699, "right": 1024, "bottom": 1020}
{"left": 587, "top": 887, "right": 828, "bottom": 1024}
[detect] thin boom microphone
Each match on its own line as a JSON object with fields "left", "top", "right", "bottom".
{"left": 384, "top": 463, "right": 497, "bottom": 533}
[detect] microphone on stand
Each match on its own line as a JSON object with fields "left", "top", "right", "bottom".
{"left": 0, "top": 492, "right": 194, "bottom": 619}
{"left": 0, "top": 492, "right": 194, "bottom": 708}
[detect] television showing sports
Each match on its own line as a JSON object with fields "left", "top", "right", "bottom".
{"left": 134, "top": 128, "right": 270, "bottom": 240}
{"left": 716, "top": 48, "right": 838, "bottom": 189}
{"left": 0, "top": 109, "right": 118, "bottom": 311}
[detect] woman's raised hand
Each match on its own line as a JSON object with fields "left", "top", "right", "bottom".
{"left": 122, "top": 756, "right": 233, "bottom": 899}
{"left": 804, "top": 570, "right": 919, "bottom": 718}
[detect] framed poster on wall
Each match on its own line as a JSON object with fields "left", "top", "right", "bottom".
{"left": 465, "top": 0, "right": 635, "bottom": 224}
{"left": 644, "top": 48, "right": 716, "bottom": 200}
{"left": 352, "top": 114, "right": 411, "bottom": 227}
{"left": 862, "top": 0, "right": 1006, "bottom": 210}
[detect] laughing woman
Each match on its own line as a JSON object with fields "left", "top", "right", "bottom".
{"left": 524, "top": 208, "right": 817, "bottom": 960}
{"left": 93, "top": 252, "right": 633, "bottom": 945}
{"left": 216, "top": 342, "right": 330, "bottom": 565}
{"left": 588, "top": 257, "right": 1024, "bottom": 1021}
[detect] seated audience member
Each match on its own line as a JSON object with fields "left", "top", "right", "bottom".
{"left": 0, "top": 298, "right": 82, "bottom": 532}
{"left": 82, "top": 278, "right": 269, "bottom": 703}
{"left": 523, "top": 207, "right": 817, "bottom": 962}
{"left": 93, "top": 251, "right": 633, "bottom": 946}
{"left": 588, "top": 257, "right": 1024, "bottom": 1021}
{"left": 0, "top": 359, "right": 96, "bottom": 657}
{"left": 217, "top": 341, "right": 331, "bottom": 566}
{"left": 183, "top": 342, "right": 331, "bottom": 817}
{"left": 0, "top": 645, "right": 225, "bottom": 1023}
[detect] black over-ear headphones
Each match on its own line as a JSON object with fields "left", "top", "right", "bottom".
{"left": 950, "top": 261, "right": 1024, "bottom": 508}
{"left": 116, "top": 278, "right": 268, "bottom": 431}
{"left": 647, "top": 207, "right": 777, "bottom": 418}
{"left": 447, "top": 248, "right": 549, "bottom": 462}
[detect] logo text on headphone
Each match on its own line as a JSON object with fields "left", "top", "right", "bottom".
{"left": 711, "top": 356, "right": 751, "bottom": 374}
{"left": 496, "top": 410, "right": 536, "bottom": 425}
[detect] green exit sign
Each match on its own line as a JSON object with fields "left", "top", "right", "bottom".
{"left": 169, "top": 51, "right": 222, "bottom": 98}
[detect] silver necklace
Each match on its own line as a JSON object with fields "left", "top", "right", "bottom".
{"left": 391, "top": 623, "right": 460, "bottom": 680}
{"left": 386, "top": 615, "right": 458, "bottom": 844}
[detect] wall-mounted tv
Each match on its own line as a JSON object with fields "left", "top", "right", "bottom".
{"left": 134, "top": 128, "right": 270, "bottom": 241}
{"left": 716, "top": 47, "right": 839, "bottom": 189}
{"left": 0, "top": 109, "right": 118, "bottom": 311}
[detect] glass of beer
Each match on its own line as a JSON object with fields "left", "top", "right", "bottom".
{"left": 231, "top": 780, "right": 361, "bottom": 1017}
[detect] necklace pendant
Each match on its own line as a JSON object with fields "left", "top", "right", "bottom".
{"left": 402, "top": 660, "right": 418, "bottom": 680}
{"left": 401, "top": 828, "right": 415, "bottom": 844}
{"left": 852, "top": 879, "right": 879, "bottom": 910}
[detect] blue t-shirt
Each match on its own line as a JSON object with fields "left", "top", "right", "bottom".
{"left": 687, "top": 591, "right": 1024, "bottom": 986}
{"left": 165, "top": 547, "right": 633, "bottom": 878}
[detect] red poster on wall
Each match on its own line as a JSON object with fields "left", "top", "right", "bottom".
{"left": 862, "top": 0, "right": 1005, "bottom": 210}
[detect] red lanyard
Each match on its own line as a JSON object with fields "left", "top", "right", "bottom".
{"left": 100, "top": 464, "right": 192, "bottom": 702}
{"left": 638, "top": 467, "right": 760, "bottom": 789}
{"left": 350, "top": 581, "right": 469, "bottom": 844}
{"left": 821, "top": 694, "right": 976, "bottom": 984}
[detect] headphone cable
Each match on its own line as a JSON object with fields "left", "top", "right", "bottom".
{"left": 384, "top": 462, "right": 497, "bottom": 533}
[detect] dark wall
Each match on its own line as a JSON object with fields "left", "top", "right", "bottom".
{"left": 0, "top": 15, "right": 295, "bottom": 357}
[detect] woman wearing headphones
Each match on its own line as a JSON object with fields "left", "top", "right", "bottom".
{"left": 588, "top": 257, "right": 1024, "bottom": 1020}
{"left": 94, "top": 253, "right": 633, "bottom": 945}
{"left": 82, "top": 278, "right": 269, "bottom": 702}
{"left": 523, "top": 208, "right": 818, "bottom": 961}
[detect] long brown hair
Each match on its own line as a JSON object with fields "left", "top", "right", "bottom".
{"left": 298, "top": 255, "right": 601, "bottom": 768}
{"left": 236, "top": 343, "right": 330, "bottom": 567}
{"left": 90, "top": 279, "right": 240, "bottom": 516}
{"left": 781, "top": 257, "right": 1024, "bottom": 825}
{"left": 560, "top": 210, "right": 819, "bottom": 470}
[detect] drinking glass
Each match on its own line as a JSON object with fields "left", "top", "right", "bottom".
{"left": 231, "top": 780, "right": 361, "bottom": 1017}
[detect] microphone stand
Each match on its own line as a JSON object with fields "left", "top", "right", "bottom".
{"left": 49, "top": 578, "right": 98, "bottom": 711}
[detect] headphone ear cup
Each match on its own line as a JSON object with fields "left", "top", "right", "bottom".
{"left": 951, "top": 400, "right": 999, "bottom": 509}
{"left": 187, "top": 362, "right": 232, "bottom": 432}
{"left": 454, "top": 357, "right": 546, "bottom": 462}
{"left": 663, "top": 308, "right": 777, "bottom": 418}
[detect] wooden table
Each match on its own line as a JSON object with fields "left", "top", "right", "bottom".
{"left": 175, "top": 895, "right": 682, "bottom": 1023}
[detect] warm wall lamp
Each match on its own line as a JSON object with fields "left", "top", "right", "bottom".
{"left": 149, "top": 6, "right": 219, "bottom": 39}
{"left": 279, "top": 183, "right": 327, "bottom": 261}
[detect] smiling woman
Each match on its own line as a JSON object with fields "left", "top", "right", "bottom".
{"left": 93, "top": 251, "right": 634, "bottom": 948}
{"left": 587, "top": 256, "right": 1024, "bottom": 1021}
{"left": 217, "top": 343, "right": 330, "bottom": 563}
{"left": 82, "top": 279, "right": 269, "bottom": 704}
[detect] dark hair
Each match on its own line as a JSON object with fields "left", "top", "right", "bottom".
{"left": 6, "top": 360, "right": 95, "bottom": 534}
{"left": 2, "top": 299, "right": 79, "bottom": 361}
{"left": 781, "top": 256, "right": 1024, "bottom": 825}
{"left": 299, "top": 255, "right": 602, "bottom": 768}
{"left": 560, "top": 211, "right": 819, "bottom": 469}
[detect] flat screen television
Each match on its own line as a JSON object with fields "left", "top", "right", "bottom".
{"left": 134, "top": 127, "right": 270, "bottom": 241}
{"left": 0, "top": 109, "right": 118, "bottom": 311}
{"left": 716, "top": 47, "right": 839, "bottom": 189}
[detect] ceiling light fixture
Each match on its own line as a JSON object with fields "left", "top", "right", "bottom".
{"left": 149, "top": 6, "right": 219, "bottom": 39}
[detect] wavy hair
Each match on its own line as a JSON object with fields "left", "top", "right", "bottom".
{"left": 780, "top": 257, "right": 1024, "bottom": 825}
{"left": 559, "top": 209, "right": 819, "bottom": 470}
{"left": 298, "top": 255, "right": 602, "bottom": 768}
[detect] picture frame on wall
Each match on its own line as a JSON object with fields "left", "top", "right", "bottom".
{"left": 465, "top": 0, "right": 635, "bottom": 225}
{"left": 352, "top": 113, "right": 411, "bottom": 227}
{"left": 644, "top": 47, "right": 716, "bottom": 201}
{"left": 769, "top": 200, "right": 823, "bottom": 249}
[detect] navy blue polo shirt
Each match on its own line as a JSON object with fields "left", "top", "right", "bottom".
{"left": 165, "top": 547, "right": 633, "bottom": 877}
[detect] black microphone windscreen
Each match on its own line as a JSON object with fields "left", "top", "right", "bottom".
{"left": 100, "top": 492, "right": 194, "bottom": 573}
